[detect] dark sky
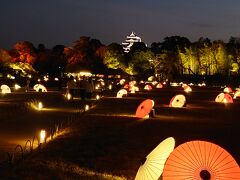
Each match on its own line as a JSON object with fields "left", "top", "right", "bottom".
{"left": 1, "top": 0, "right": 240, "bottom": 49}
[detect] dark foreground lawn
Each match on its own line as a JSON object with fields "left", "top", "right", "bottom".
{"left": 1, "top": 87, "right": 240, "bottom": 179}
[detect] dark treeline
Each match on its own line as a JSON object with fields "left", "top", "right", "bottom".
{"left": 1, "top": 36, "right": 240, "bottom": 85}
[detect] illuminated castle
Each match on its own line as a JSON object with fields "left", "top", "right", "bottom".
{"left": 122, "top": 32, "right": 142, "bottom": 53}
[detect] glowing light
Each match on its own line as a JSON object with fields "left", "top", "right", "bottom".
{"left": 108, "top": 84, "right": 112, "bottom": 90}
{"left": 38, "top": 102, "right": 43, "bottom": 110}
{"left": 15, "top": 84, "right": 21, "bottom": 90}
{"left": 66, "top": 93, "right": 72, "bottom": 100}
{"left": 96, "top": 94, "right": 100, "bottom": 100}
{"left": 39, "top": 129, "right": 46, "bottom": 143}
{"left": 79, "top": 71, "right": 92, "bottom": 76}
{"left": 119, "top": 79, "right": 125, "bottom": 85}
{"left": 85, "top": 104, "right": 89, "bottom": 111}
{"left": 37, "top": 78, "right": 41, "bottom": 82}
{"left": 44, "top": 76, "right": 49, "bottom": 81}
{"left": 95, "top": 84, "right": 101, "bottom": 90}
{"left": 54, "top": 77, "right": 59, "bottom": 81}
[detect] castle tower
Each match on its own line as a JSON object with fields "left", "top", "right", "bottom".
{"left": 122, "top": 32, "right": 142, "bottom": 53}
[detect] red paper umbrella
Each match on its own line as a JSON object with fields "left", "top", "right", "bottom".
{"left": 135, "top": 137, "right": 175, "bottom": 180}
{"left": 136, "top": 99, "right": 154, "bottom": 118}
{"left": 169, "top": 94, "right": 186, "bottom": 108}
{"left": 162, "top": 140, "right": 240, "bottom": 180}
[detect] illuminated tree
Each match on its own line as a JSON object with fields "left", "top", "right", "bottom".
{"left": 127, "top": 50, "right": 154, "bottom": 76}
{"left": 13, "top": 41, "right": 37, "bottom": 64}
{"left": 103, "top": 43, "right": 125, "bottom": 69}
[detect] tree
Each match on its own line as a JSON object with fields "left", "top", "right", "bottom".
{"left": 103, "top": 43, "right": 125, "bottom": 69}
{"left": 12, "top": 41, "right": 37, "bottom": 64}
{"left": 127, "top": 50, "right": 154, "bottom": 77}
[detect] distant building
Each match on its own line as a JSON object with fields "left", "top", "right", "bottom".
{"left": 122, "top": 32, "right": 142, "bottom": 53}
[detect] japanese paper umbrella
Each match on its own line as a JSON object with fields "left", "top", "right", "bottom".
{"left": 136, "top": 99, "right": 154, "bottom": 118}
{"left": 1, "top": 84, "right": 11, "bottom": 93}
{"left": 162, "top": 140, "right": 240, "bottom": 180}
{"left": 116, "top": 89, "right": 127, "bottom": 98}
{"left": 169, "top": 94, "right": 186, "bottom": 108}
{"left": 215, "top": 93, "right": 233, "bottom": 103}
{"left": 135, "top": 137, "right": 175, "bottom": 180}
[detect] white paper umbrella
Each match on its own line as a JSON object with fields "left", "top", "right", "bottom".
{"left": 162, "top": 140, "right": 240, "bottom": 180}
{"left": 169, "top": 94, "right": 186, "bottom": 108}
{"left": 1, "top": 84, "right": 11, "bottom": 93}
{"left": 135, "top": 137, "right": 175, "bottom": 180}
{"left": 223, "top": 87, "right": 232, "bottom": 93}
{"left": 33, "top": 84, "right": 47, "bottom": 92}
{"left": 116, "top": 89, "right": 127, "bottom": 98}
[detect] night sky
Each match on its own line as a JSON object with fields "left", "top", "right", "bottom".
{"left": 1, "top": 0, "right": 240, "bottom": 49}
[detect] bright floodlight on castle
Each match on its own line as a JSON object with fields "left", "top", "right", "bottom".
{"left": 122, "top": 32, "right": 142, "bottom": 53}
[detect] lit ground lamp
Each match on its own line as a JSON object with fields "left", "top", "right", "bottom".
{"left": 1, "top": 84, "right": 11, "bottom": 94}
{"left": 169, "top": 94, "right": 186, "bottom": 108}
{"left": 95, "top": 94, "right": 100, "bottom": 100}
{"left": 116, "top": 89, "right": 128, "bottom": 98}
{"left": 85, "top": 104, "right": 90, "bottom": 111}
{"left": 135, "top": 137, "right": 175, "bottom": 180}
{"left": 39, "top": 129, "right": 46, "bottom": 144}
{"left": 66, "top": 92, "right": 72, "bottom": 100}
{"left": 162, "top": 140, "right": 240, "bottom": 180}
{"left": 135, "top": 99, "right": 155, "bottom": 119}
{"left": 215, "top": 93, "right": 233, "bottom": 103}
{"left": 38, "top": 102, "right": 43, "bottom": 110}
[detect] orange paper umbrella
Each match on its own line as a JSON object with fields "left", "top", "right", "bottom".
{"left": 135, "top": 137, "right": 175, "bottom": 180}
{"left": 136, "top": 99, "right": 154, "bottom": 118}
{"left": 169, "top": 94, "right": 186, "bottom": 108}
{"left": 162, "top": 140, "right": 240, "bottom": 180}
